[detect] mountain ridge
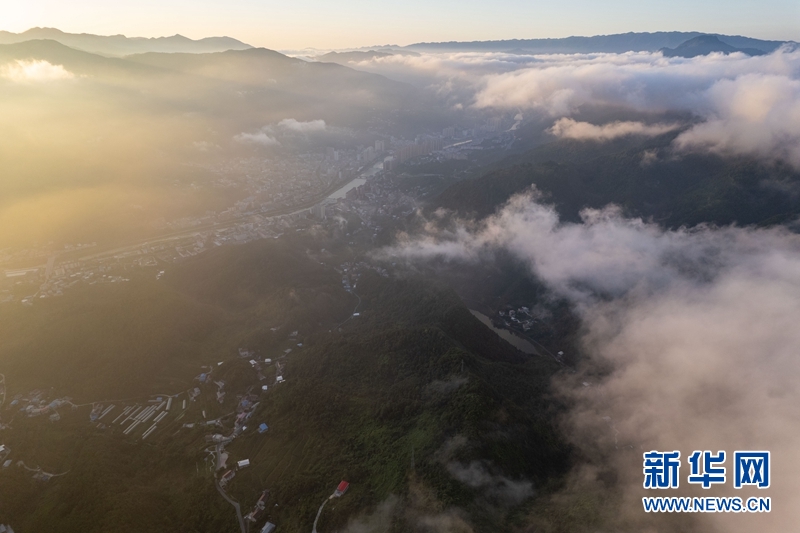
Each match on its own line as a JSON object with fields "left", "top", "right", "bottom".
{"left": 0, "top": 27, "right": 252, "bottom": 57}
{"left": 404, "top": 31, "right": 791, "bottom": 54}
{"left": 660, "top": 34, "right": 767, "bottom": 57}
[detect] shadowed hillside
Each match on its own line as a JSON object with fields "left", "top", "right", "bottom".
{"left": 434, "top": 133, "right": 800, "bottom": 228}
{"left": 0, "top": 237, "right": 569, "bottom": 532}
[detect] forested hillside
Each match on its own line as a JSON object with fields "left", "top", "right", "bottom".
{"left": 0, "top": 237, "right": 568, "bottom": 532}
{"left": 435, "top": 133, "right": 800, "bottom": 228}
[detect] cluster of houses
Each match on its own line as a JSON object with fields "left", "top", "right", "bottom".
{"left": 0, "top": 444, "right": 10, "bottom": 469}
{"left": 495, "top": 306, "right": 538, "bottom": 332}
{"left": 246, "top": 490, "right": 270, "bottom": 522}
{"left": 8, "top": 391, "right": 73, "bottom": 421}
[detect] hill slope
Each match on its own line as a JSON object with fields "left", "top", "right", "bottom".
{"left": 660, "top": 34, "right": 767, "bottom": 57}
{"left": 433, "top": 134, "right": 800, "bottom": 228}
{"left": 0, "top": 237, "right": 569, "bottom": 532}
{"left": 0, "top": 39, "right": 442, "bottom": 248}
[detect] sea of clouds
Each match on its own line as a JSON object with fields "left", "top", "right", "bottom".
{"left": 335, "top": 46, "right": 800, "bottom": 168}
{"left": 381, "top": 188, "right": 800, "bottom": 530}
{"left": 366, "top": 46, "right": 800, "bottom": 528}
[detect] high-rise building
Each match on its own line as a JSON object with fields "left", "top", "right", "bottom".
{"left": 487, "top": 117, "right": 502, "bottom": 131}
{"left": 311, "top": 204, "right": 327, "bottom": 219}
{"left": 393, "top": 138, "right": 445, "bottom": 164}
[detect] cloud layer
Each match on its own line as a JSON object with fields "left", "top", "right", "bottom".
{"left": 446, "top": 460, "right": 533, "bottom": 506}
{"left": 233, "top": 130, "right": 279, "bottom": 146}
{"left": 0, "top": 60, "right": 74, "bottom": 83}
{"left": 384, "top": 190, "right": 800, "bottom": 530}
{"left": 234, "top": 118, "right": 328, "bottom": 145}
{"left": 278, "top": 118, "right": 327, "bottom": 132}
{"left": 341, "top": 46, "right": 800, "bottom": 167}
{"left": 673, "top": 73, "right": 800, "bottom": 165}
{"left": 549, "top": 117, "right": 680, "bottom": 141}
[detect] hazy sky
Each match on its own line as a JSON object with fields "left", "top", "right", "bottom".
{"left": 4, "top": 0, "right": 799, "bottom": 49}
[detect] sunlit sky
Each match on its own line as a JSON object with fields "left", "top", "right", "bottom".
{"left": 4, "top": 0, "right": 799, "bottom": 50}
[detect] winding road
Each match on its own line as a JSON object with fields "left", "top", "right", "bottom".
{"left": 216, "top": 479, "right": 246, "bottom": 533}
{"left": 17, "top": 461, "right": 69, "bottom": 478}
{"left": 312, "top": 494, "right": 336, "bottom": 533}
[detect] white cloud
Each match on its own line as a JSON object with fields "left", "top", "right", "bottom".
{"left": 277, "top": 118, "right": 326, "bottom": 132}
{"left": 474, "top": 48, "right": 800, "bottom": 167}
{"left": 234, "top": 119, "right": 328, "bottom": 145}
{"left": 0, "top": 59, "right": 74, "bottom": 83}
{"left": 446, "top": 461, "right": 533, "bottom": 505}
{"left": 192, "top": 140, "right": 220, "bottom": 151}
{"left": 470, "top": 49, "right": 800, "bottom": 113}
{"left": 384, "top": 190, "right": 800, "bottom": 529}
{"left": 346, "top": 47, "right": 800, "bottom": 167}
{"left": 640, "top": 148, "right": 659, "bottom": 166}
{"left": 549, "top": 118, "right": 680, "bottom": 141}
{"left": 674, "top": 73, "right": 800, "bottom": 166}
{"left": 387, "top": 188, "right": 800, "bottom": 304}
{"left": 233, "top": 130, "right": 280, "bottom": 146}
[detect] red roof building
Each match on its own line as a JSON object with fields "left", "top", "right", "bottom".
{"left": 335, "top": 480, "right": 349, "bottom": 496}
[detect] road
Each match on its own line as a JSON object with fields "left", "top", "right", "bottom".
{"left": 4, "top": 158, "right": 385, "bottom": 283}
{"left": 334, "top": 291, "right": 361, "bottom": 331}
{"left": 214, "top": 442, "right": 233, "bottom": 471}
{"left": 17, "top": 461, "right": 69, "bottom": 478}
{"left": 312, "top": 494, "right": 335, "bottom": 533}
{"left": 216, "top": 479, "right": 247, "bottom": 533}
{"left": 71, "top": 165, "right": 383, "bottom": 266}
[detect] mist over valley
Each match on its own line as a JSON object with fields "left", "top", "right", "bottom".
{"left": 0, "top": 20, "right": 798, "bottom": 533}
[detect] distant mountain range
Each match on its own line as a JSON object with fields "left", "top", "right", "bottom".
{"left": 2, "top": 29, "right": 794, "bottom": 59}
{"left": 405, "top": 31, "right": 792, "bottom": 54}
{"left": 0, "top": 38, "right": 424, "bottom": 126}
{"left": 318, "top": 50, "right": 393, "bottom": 62}
{"left": 316, "top": 49, "right": 420, "bottom": 63}
{"left": 0, "top": 27, "right": 252, "bottom": 56}
{"left": 660, "top": 34, "right": 767, "bottom": 57}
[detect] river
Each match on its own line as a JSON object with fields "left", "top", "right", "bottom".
{"left": 469, "top": 310, "right": 539, "bottom": 355}
{"left": 326, "top": 160, "right": 384, "bottom": 200}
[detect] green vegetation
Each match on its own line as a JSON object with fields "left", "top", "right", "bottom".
{"left": 0, "top": 237, "right": 569, "bottom": 532}
{"left": 435, "top": 133, "right": 800, "bottom": 228}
